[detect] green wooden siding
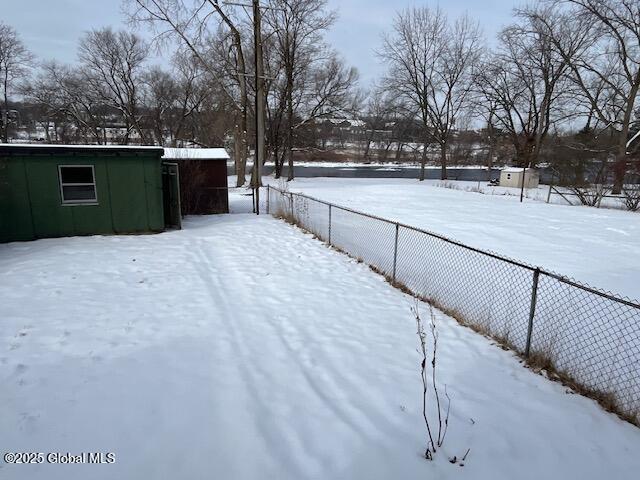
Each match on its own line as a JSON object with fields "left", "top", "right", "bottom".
{"left": 145, "top": 157, "right": 164, "bottom": 231}
{"left": 1, "top": 157, "right": 34, "bottom": 242}
{"left": 0, "top": 152, "right": 164, "bottom": 243}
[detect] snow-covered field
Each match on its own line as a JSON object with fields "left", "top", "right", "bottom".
{"left": 267, "top": 177, "right": 640, "bottom": 300}
{"left": 1, "top": 214, "right": 640, "bottom": 479}
{"left": 429, "top": 179, "right": 632, "bottom": 210}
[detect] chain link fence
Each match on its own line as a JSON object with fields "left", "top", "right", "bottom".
{"left": 266, "top": 185, "right": 640, "bottom": 424}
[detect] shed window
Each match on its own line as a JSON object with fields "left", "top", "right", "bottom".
{"left": 58, "top": 165, "right": 97, "bottom": 204}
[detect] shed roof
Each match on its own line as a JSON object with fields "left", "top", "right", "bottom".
{"left": 0, "top": 143, "right": 164, "bottom": 157}
{"left": 162, "top": 148, "right": 230, "bottom": 161}
{"left": 501, "top": 167, "right": 538, "bottom": 173}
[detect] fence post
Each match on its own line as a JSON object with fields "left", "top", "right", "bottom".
{"left": 525, "top": 268, "right": 541, "bottom": 358}
{"left": 266, "top": 185, "right": 270, "bottom": 214}
{"left": 328, "top": 204, "right": 332, "bottom": 245}
{"left": 252, "top": 188, "right": 256, "bottom": 214}
{"left": 392, "top": 223, "right": 400, "bottom": 283}
{"left": 289, "top": 192, "right": 294, "bottom": 219}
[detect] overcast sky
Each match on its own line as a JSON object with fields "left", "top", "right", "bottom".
{"left": 3, "top": 0, "right": 523, "bottom": 86}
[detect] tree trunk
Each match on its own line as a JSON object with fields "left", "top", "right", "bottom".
{"left": 612, "top": 79, "right": 640, "bottom": 194}
{"left": 235, "top": 123, "right": 247, "bottom": 187}
{"left": 612, "top": 153, "right": 626, "bottom": 194}
{"left": 286, "top": 141, "right": 294, "bottom": 181}
{"left": 1, "top": 110, "right": 7, "bottom": 143}
{"left": 209, "top": 3, "right": 248, "bottom": 187}
{"left": 514, "top": 139, "right": 535, "bottom": 169}
{"left": 44, "top": 121, "right": 51, "bottom": 143}
{"left": 440, "top": 143, "right": 448, "bottom": 180}
{"left": 273, "top": 142, "right": 281, "bottom": 178}
{"left": 419, "top": 141, "right": 428, "bottom": 181}
{"left": 2, "top": 80, "right": 9, "bottom": 143}
{"left": 275, "top": 151, "right": 285, "bottom": 179}
{"left": 395, "top": 142, "right": 403, "bottom": 161}
{"left": 235, "top": 124, "right": 247, "bottom": 186}
{"left": 286, "top": 86, "right": 294, "bottom": 181}
{"left": 486, "top": 144, "right": 494, "bottom": 182}
{"left": 364, "top": 139, "right": 371, "bottom": 160}
{"left": 382, "top": 141, "right": 392, "bottom": 161}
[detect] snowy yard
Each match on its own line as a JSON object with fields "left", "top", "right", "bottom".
{"left": 1, "top": 214, "right": 640, "bottom": 479}
{"left": 267, "top": 177, "right": 640, "bottom": 300}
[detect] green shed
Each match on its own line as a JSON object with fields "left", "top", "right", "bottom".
{"left": 0, "top": 144, "right": 180, "bottom": 243}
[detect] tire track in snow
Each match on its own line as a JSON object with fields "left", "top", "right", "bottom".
{"left": 262, "top": 299, "right": 405, "bottom": 444}
{"left": 253, "top": 226, "right": 418, "bottom": 451}
{"left": 187, "top": 219, "right": 401, "bottom": 476}
{"left": 187, "top": 231, "right": 314, "bottom": 478}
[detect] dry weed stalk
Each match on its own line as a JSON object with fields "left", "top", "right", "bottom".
{"left": 412, "top": 301, "right": 452, "bottom": 460}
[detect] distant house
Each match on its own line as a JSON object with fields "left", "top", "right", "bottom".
{"left": 318, "top": 117, "right": 366, "bottom": 135}
{"left": 162, "top": 148, "right": 231, "bottom": 215}
{"left": 500, "top": 167, "right": 540, "bottom": 189}
{"left": 0, "top": 144, "right": 181, "bottom": 243}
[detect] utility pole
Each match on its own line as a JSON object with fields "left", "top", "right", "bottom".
{"left": 252, "top": 0, "right": 265, "bottom": 214}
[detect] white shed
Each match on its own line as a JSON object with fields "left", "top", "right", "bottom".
{"left": 500, "top": 167, "right": 539, "bottom": 189}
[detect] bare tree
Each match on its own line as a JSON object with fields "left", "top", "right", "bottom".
{"left": 144, "top": 52, "right": 211, "bottom": 146}
{"left": 144, "top": 67, "right": 179, "bottom": 145}
{"left": 471, "top": 96, "right": 500, "bottom": 179}
{"left": 474, "top": 6, "right": 573, "bottom": 169}
{"left": 299, "top": 52, "right": 359, "bottom": 122}
{"left": 359, "top": 87, "right": 401, "bottom": 160}
{"left": 263, "top": 0, "right": 339, "bottom": 180}
{"left": 19, "top": 66, "right": 63, "bottom": 143}
{"left": 127, "top": 0, "right": 250, "bottom": 185}
{"left": 538, "top": 0, "right": 640, "bottom": 193}
{"left": 0, "top": 22, "right": 33, "bottom": 142}
{"left": 22, "top": 62, "right": 110, "bottom": 144}
{"left": 379, "top": 7, "right": 483, "bottom": 180}
{"left": 78, "top": 28, "right": 149, "bottom": 144}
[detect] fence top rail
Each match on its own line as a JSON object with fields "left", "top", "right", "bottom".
{"left": 267, "top": 185, "right": 640, "bottom": 309}
{"left": 549, "top": 186, "right": 636, "bottom": 199}
{"left": 542, "top": 271, "right": 640, "bottom": 308}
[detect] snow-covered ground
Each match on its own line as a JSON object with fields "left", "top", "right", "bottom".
{"left": 429, "top": 179, "right": 632, "bottom": 210}
{"left": 1, "top": 214, "right": 639, "bottom": 479}
{"left": 266, "top": 177, "right": 640, "bottom": 300}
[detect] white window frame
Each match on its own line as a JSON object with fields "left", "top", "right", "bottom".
{"left": 58, "top": 165, "right": 98, "bottom": 205}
